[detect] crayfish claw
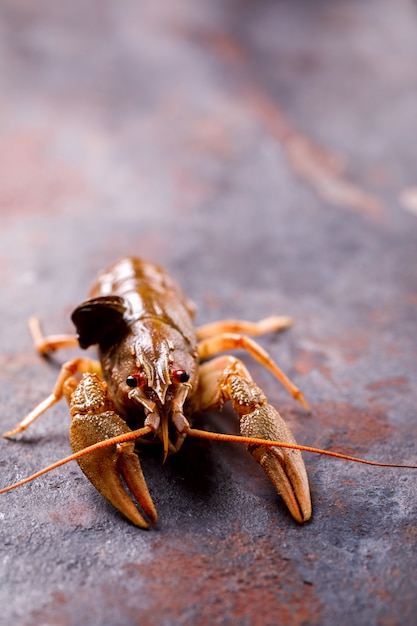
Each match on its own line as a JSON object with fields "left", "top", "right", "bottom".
{"left": 222, "top": 370, "right": 312, "bottom": 523}
{"left": 251, "top": 435, "right": 311, "bottom": 523}
{"left": 70, "top": 411, "right": 157, "bottom": 528}
{"left": 240, "top": 404, "right": 312, "bottom": 523}
{"left": 116, "top": 442, "right": 158, "bottom": 526}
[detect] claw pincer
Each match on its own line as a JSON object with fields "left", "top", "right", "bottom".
{"left": 68, "top": 373, "right": 157, "bottom": 528}
{"left": 225, "top": 375, "right": 311, "bottom": 523}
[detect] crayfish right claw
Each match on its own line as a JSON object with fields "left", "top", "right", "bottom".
{"left": 226, "top": 373, "right": 312, "bottom": 523}
{"left": 70, "top": 412, "right": 157, "bottom": 528}
{"left": 250, "top": 430, "right": 312, "bottom": 523}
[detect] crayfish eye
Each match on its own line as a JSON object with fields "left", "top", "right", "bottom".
{"left": 126, "top": 372, "right": 147, "bottom": 388}
{"left": 172, "top": 369, "right": 190, "bottom": 384}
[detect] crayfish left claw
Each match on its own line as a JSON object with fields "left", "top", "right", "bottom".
{"left": 64, "top": 365, "right": 159, "bottom": 528}
{"left": 70, "top": 412, "right": 157, "bottom": 528}
{"left": 66, "top": 373, "right": 158, "bottom": 527}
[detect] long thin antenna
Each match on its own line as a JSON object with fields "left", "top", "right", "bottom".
{"left": 1, "top": 426, "right": 416, "bottom": 496}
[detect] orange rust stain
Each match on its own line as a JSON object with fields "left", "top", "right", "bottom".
{"left": 247, "top": 91, "right": 384, "bottom": 219}
{"left": 294, "top": 334, "right": 371, "bottom": 378}
{"left": 178, "top": 26, "right": 246, "bottom": 65}
{"left": 0, "top": 129, "right": 88, "bottom": 218}
{"left": 341, "top": 477, "right": 358, "bottom": 487}
{"left": 294, "top": 347, "right": 333, "bottom": 381}
{"left": 377, "top": 587, "right": 394, "bottom": 602}
{"left": 307, "top": 331, "right": 371, "bottom": 365}
{"left": 366, "top": 377, "right": 410, "bottom": 406}
{"left": 327, "top": 495, "right": 349, "bottom": 516}
{"left": 404, "top": 524, "right": 417, "bottom": 543}
{"left": 366, "top": 378, "right": 408, "bottom": 392}
{"left": 332, "top": 333, "right": 370, "bottom": 365}
{"left": 48, "top": 501, "right": 99, "bottom": 528}
{"left": 186, "top": 115, "right": 235, "bottom": 158}
{"left": 201, "top": 31, "right": 245, "bottom": 64}
{"left": 26, "top": 543, "right": 323, "bottom": 626}
{"left": 405, "top": 293, "right": 417, "bottom": 306}
{"left": 128, "top": 532, "right": 323, "bottom": 625}
{"left": 177, "top": 25, "right": 384, "bottom": 218}
{"left": 51, "top": 591, "right": 67, "bottom": 605}
{"left": 308, "top": 402, "right": 393, "bottom": 453}
{"left": 173, "top": 168, "right": 215, "bottom": 213}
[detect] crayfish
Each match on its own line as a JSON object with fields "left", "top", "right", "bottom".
{"left": 1, "top": 257, "right": 415, "bottom": 527}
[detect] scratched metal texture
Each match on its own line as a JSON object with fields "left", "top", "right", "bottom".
{"left": 1, "top": 1, "right": 416, "bottom": 625}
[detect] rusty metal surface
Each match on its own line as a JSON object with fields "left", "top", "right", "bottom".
{"left": 1, "top": 1, "right": 417, "bottom": 624}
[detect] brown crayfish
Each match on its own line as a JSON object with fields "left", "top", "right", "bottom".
{"left": 1, "top": 257, "right": 415, "bottom": 527}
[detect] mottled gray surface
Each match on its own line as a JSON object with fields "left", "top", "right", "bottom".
{"left": 1, "top": 1, "right": 417, "bottom": 625}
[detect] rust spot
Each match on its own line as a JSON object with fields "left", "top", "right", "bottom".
{"left": 174, "top": 169, "right": 214, "bottom": 209}
{"left": 310, "top": 402, "right": 393, "bottom": 455}
{"left": 48, "top": 502, "right": 99, "bottom": 529}
{"left": 124, "top": 531, "right": 324, "bottom": 625}
{"left": 0, "top": 129, "right": 88, "bottom": 218}
{"left": 247, "top": 91, "right": 385, "bottom": 219}
{"left": 294, "top": 347, "right": 333, "bottom": 381}
{"left": 365, "top": 377, "right": 410, "bottom": 406}
{"left": 186, "top": 116, "right": 235, "bottom": 158}
{"left": 405, "top": 293, "right": 417, "bottom": 306}
{"left": 341, "top": 477, "right": 358, "bottom": 487}
{"left": 178, "top": 26, "right": 246, "bottom": 65}
{"left": 366, "top": 378, "right": 408, "bottom": 392}
{"left": 177, "top": 24, "right": 384, "bottom": 218}
{"left": 23, "top": 530, "right": 323, "bottom": 625}
{"left": 51, "top": 591, "right": 67, "bottom": 606}
{"left": 324, "top": 331, "right": 370, "bottom": 365}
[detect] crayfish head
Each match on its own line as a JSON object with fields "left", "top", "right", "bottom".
{"left": 130, "top": 322, "right": 196, "bottom": 399}
{"left": 100, "top": 319, "right": 197, "bottom": 459}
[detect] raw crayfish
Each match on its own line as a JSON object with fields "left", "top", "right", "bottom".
{"left": 2, "top": 257, "right": 415, "bottom": 527}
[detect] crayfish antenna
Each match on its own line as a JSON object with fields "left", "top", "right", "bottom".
{"left": 1, "top": 426, "right": 416, "bottom": 522}
{"left": 0, "top": 426, "right": 153, "bottom": 492}
{"left": 187, "top": 429, "right": 417, "bottom": 469}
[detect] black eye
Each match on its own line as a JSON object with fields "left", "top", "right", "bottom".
{"left": 172, "top": 369, "right": 190, "bottom": 383}
{"left": 126, "top": 372, "right": 147, "bottom": 388}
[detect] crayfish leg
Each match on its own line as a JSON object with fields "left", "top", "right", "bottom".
{"left": 29, "top": 316, "right": 79, "bottom": 354}
{"left": 192, "top": 356, "right": 311, "bottom": 523}
{"left": 195, "top": 315, "right": 292, "bottom": 340}
{"left": 2, "top": 357, "right": 102, "bottom": 438}
{"left": 197, "top": 332, "right": 309, "bottom": 411}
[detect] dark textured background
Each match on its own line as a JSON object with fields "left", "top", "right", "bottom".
{"left": 1, "top": 1, "right": 416, "bottom": 625}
